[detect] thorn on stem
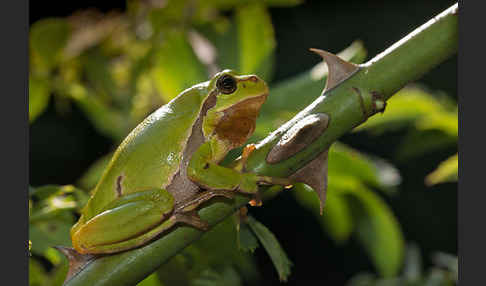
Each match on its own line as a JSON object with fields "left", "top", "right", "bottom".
{"left": 309, "top": 48, "right": 360, "bottom": 92}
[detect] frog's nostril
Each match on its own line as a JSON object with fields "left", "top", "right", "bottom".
{"left": 248, "top": 76, "right": 258, "bottom": 82}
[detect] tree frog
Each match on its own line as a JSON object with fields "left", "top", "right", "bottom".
{"left": 70, "top": 70, "right": 289, "bottom": 254}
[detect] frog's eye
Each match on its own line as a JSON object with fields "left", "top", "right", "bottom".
{"left": 216, "top": 75, "right": 237, "bottom": 94}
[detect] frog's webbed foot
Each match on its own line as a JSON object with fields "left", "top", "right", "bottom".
{"left": 240, "top": 144, "right": 294, "bottom": 188}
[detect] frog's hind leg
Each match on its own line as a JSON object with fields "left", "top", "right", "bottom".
{"left": 71, "top": 188, "right": 176, "bottom": 254}
{"left": 76, "top": 215, "right": 180, "bottom": 254}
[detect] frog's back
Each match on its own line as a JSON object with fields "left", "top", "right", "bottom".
{"left": 82, "top": 84, "right": 209, "bottom": 220}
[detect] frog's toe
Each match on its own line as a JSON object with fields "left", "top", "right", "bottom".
{"left": 248, "top": 192, "right": 263, "bottom": 207}
{"left": 176, "top": 189, "right": 234, "bottom": 213}
{"left": 174, "top": 212, "right": 209, "bottom": 231}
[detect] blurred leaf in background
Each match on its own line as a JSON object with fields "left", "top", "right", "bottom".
{"left": 293, "top": 143, "right": 404, "bottom": 277}
{"left": 152, "top": 216, "right": 259, "bottom": 286}
{"left": 356, "top": 87, "right": 458, "bottom": 181}
{"left": 29, "top": 185, "right": 88, "bottom": 286}
{"left": 425, "top": 153, "right": 458, "bottom": 186}
{"left": 236, "top": 2, "right": 276, "bottom": 81}
{"left": 28, "top": 0, "right": 298, "bottom": 142}
{"left": 29, "top": 76, "right": 50, "bottom": 122}
{"left": 246, "top": 215, "right": 293, "bottom": 282}
{"left": 346, "top": 244, "right": 458, "bottom": 286}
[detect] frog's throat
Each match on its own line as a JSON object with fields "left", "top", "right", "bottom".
{"left": 213, "top": 93, "right": 267, "bottom": 147}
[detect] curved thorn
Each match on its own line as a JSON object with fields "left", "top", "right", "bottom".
{"left": 53, "top": 246, "right": 96, "bottom": 284}
{"left": 289, "top": 150, "right": 329, "bottom": 215}
{"left": 309, "top": 48, "right": 360, "bottom": 92}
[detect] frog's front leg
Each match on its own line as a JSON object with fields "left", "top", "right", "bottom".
{"left": 187, "top": 139, "right": 292, "bottom": 195}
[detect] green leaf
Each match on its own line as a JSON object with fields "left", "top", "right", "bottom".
{"left": 263, "top": 0, "right": 303, "bottom": 6}
{"left": 395, "top": 129, "right": 456, "bottom": 162}
{"left": 29, "top": 220, "right": 73, "bottom": 256}
{"left": 191, "top": 216, "right": 258, "bottom": 279}
{"left": 191, "top": 267, "right": 242, "bottom": 286}
{"left": 29, "top": 76, "right": 50, "bottom": 122}
{"left": 29, "top": 258, "right": 49, "bottom": 286}
{"left": 29, "top": 185, "right": 87, "bottom": 264}
{"left": 423, "top": 269, "right": 455, "bottom": 286}
{"left": 329, "top": 143, "right": 400, "bottom": 191}
{"left": 197, "top": 20, "right": 239, "bottom": 71}
{"left": 148, "top": 2, "right": 192, "bottom": 31}
{"left": 346, "top": 273, "right": 376, "bottom": 286}
{"left": 321, "top": 191, "right": 354, "bottom": 243}
{"left": 425, "top": 153, "right": 458, "bottom": 186}
{"left": 402, "top": 244, "right": 422, "bottom": 282}
{"left": 354, "top": 87, "right": 457, "bottom": 162}
{"left": 293, "top": 142, "right": 400, "bottom": 243}
{"left": 157, "top": 252, "right": 193, "bottom": 286}
{"left": 237, "top": 220, "right": 259, "bottom": 252}
{"left": 291, "top": 142, "right": 403, "bottom": 273}
{"left": 344, "top": 186, "right": 405, "bottom": 277}
{"left": 151, "top": 30, "right": 208, "bottom": 102}
{"left": 29, "top": 195, "right": 77, "bottom": 223}
{"left": 236, "top": 3, "right": 276, "bottom": 80}
{"left": 29, "top": 184, "right": 67, "bottom": 200}
{"left": 30, "top": 255, "right": 69, "bottom": 286}
{"left": 137, "top": 273, "right": 163, "bottom": 286}
{"left": 347, "top": 247, "right": 457, "bottom": 285}
{"left": 293, "top": 184, "right": 354, "bottom": 243}
{"left": 129, "top": 48, "right": 165, "bottom": 122}
{"left": 44, "top": 247, "right": 64, "bottom": 266}
{"left": 68, "top": 83, "right": 129, "bottom": 140}
{"left": 29, "top": 184, "right": 88, "bottom": 221}
{"left": 247, "top": 216, "right": 293, "bottom": 282}
{"left": 416, "top": 108, "right": 457, "bottom": 137}
{"left": 432, "top": 252, "right": 458, "bottom": 282}
{"left": 30, "top": 18, "right": 70, "bottom": 69}
{"left": 50, "top": 261, "right": 70, "bottom": 286}
{"left": 157, "top": 216, "right": 258, "bottom": 286}
{"left": 82, "top": 49, "right": 119, "bottom": 104}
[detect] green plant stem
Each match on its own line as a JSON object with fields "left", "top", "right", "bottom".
{"left": 244, "top": 4, "right": 458, "bottom": 177}
{"left": 65, "top": 4, "right": 458, "bottom": 286}
{"left": 360, "top": 4, "right": 458, "bottom": 100}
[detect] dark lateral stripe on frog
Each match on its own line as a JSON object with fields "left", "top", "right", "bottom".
{"left": 116, "top": 175, "right": 124, "bottom": 197}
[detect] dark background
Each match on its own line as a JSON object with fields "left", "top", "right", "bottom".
{"left": 30, "top": 0, "right": 457, "bottom": 284}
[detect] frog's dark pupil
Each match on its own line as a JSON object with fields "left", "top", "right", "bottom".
{"left": 217, "top": 75, "right": 237, "bottom": 94}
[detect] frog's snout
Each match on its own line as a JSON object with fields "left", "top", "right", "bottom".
{"left": 238, "top": 74, "right": 262, "bottom": 83}
{"left": 235, "top": 74, "right": 269, "bottom": 99}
